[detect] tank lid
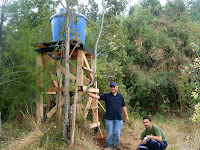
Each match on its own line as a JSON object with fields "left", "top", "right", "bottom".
{"left": 50, "top": 8, "right": 88, "bottom": 21}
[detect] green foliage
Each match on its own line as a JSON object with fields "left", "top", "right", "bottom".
{"left": 190, "top": 102, "right": 200, "bottom": 123}
{"left": 0, "top": 0, "right": 57, "bottom": 119}
{"left": 1, "top": 0, "right": 200, "bottom": 122}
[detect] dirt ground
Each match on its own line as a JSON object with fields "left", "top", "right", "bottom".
{"left": 93, "top": 119, "right": 199, "bottom": 150}
{"left": 93, "top": 124, "right": 139, "bottom": 150}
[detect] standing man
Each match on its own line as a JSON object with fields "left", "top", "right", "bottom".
{"left": 88, "top": 82, "right": 129, "bottom": 149}
{"left": 134, "top": 116, "right": 167, "bottom": 150}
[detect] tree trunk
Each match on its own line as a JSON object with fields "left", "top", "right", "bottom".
{"left": 63, "top": 10, "right": 71, "bottom": 140}
{"left": 0, "top": 0, "right": 7, "bottom": 67}
{"left": 0, "top": 112, "right": 2, "bottom": 137}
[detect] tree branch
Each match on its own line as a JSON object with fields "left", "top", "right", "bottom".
{"left": 0, "top": 77, "right": 22, "bottom": 86}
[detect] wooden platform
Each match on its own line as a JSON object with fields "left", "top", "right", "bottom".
{"left": 34, "top": 41, "right": 94, "bottom": 60}
{"left": 35, "top": 41, "right": 103, "bottom": 129}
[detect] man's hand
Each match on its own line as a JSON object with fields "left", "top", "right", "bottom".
{"left": 126, "top": 116, "right": 130, "bottom": 123}
{"left": 147, "top": 135, "right": 162, "bottom": 142}
{"left": 87, "top": 92, "right": 100, "bottom": 100}
{"left": 122, "top": 106, "right": 129, "bottom": 123}
{"left": 142, "top": 136, "right": 149, "bottom": 144}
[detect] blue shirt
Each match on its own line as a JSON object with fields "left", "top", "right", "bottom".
{"left": 99, "top": 92, "right": 126, "bottom": 120}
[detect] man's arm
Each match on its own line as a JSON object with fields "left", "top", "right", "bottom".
{"left": 122, "top": 106, "right": 129, "bottom": 123}
{"left": 134, "top": 140, "right": 142, "bottom": 150}
{"left": 147, "top": 135, "right": 162, "bottom": 142}
{"left": 87, "top": 92, "right": 100, "bottom": 100}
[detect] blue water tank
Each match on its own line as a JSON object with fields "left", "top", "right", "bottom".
{"left": 50, "top": 8, "right": 88, "bottom": 45}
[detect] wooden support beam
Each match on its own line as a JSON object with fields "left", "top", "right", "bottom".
{"left": 78, "top": 86, "right": 99, "bottom": 93}
{"left": 83, "top": 53, "right": 93, "bottom": 80}
{"left": 69, "top": 63, "right": 90, "bottom": 84}
{"left": 36, "top": 53, "right": 44, "bottom": 124}
{"left": 46, "top": 91, "right": 57, "bottom": 95}
{"left": 89, "top": 122, "right": 100, "bottom": 128}
{"left": 36, "top": 94, "right": 44, "bottom": 124}
{"left": 86, "top": 106, "right": 99, "bottom": 109}
{"left": 89, "top": 102, "right": 103, "bottom": 137}
{"left": 91, "top": 56, "right": 99, "bottom": 124}
{"left": 97, "top": 100, "right": 106, "bottom": 112}
{"left": 82, "top": 66, "right": 94, "bottom": 73}
{"left": 76, "top": 50, "right": 84, "bottom": 117}
{"left": 50, "top": 73, "right": 58, "bottom": 87}
{"left": 84, "top": 97, "right": 93, "bottom": 119}
{"left": 46, "top": 98, "right": 64, "bottom": 118}
{"left": 70, "top": 54, "right": 92, "bottom": 60}
{"left": 46, "top": 87, "right": 73, "bottom": 93}
{"left": 43, "top": 57, "right": 58, "bottom": 87}
{"left": 43, "top": 53, "right": 55, "bottom": 64}
{"left": 43, "top": 54, "right": 76, "bottom": 82}
{"left": 34, "top": 43, "right": 47, "bottom": 48}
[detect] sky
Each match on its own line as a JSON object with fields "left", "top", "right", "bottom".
{"left": 57, "top": 0, "right": 167, "bottom": 14}
{"left": 79, "top": 0, "right": 167, "bottom": 9}
{"left": 78, "top": 0, "right": 167, "bottom": 14}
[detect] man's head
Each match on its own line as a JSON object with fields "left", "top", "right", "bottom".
{"left": 143, "top": 116, "right": 152, "bottom": 130}
{"left": 110, "top": 82, "right": 118, "bottom": 94}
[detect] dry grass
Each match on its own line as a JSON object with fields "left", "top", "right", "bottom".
{"left": 1, "top": 115, "right": 199, "bottom": 150}
{"left": 3, "top": 128, "right": 41, "bottom": 150}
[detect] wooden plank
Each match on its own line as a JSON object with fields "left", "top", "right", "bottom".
{"left": 43, "top": 54, "right": 76, "bottom": 82}
{"left": 89, "top": 101, "right": 103, "bottom": 137}
{"left": 36, "top": 95, "right": 43, "bottom": 123}
{"left": 50, "top": 73, "right": 58, "bottom": 87}
{"left": 82, "top": 53, "right": 93, "bottom": 80}
{"left": 34, "top": 43, "right": 47, "bottom": 48}
{"left": 57, "top": 62, "right": 76, "bottom": 82}
{"left": 69, "top": 63, "right": 77, "bottom": 73}
{"left": 36, "top": 53, "right": 44, "bottom": 124}
{"left": 89, "top": 122, "right": 100, "bottom": 128}
{"left": 82, "top": 66, "right": 93, "bottom": 73}
{"left": 97, "top": 100, "right": 106, "bottom": 112}
{"left": 46, "top": 92, "right": 56, "bottom": 94}
{"left": 70, "top": 54, "right": 91, "bottom": 60}
{"left": 76, "top": 50, "right": 84, "bottom": 117}
{"left": 86, "top": 106, "right": 99, "bottom": 109}
{"left": 43, "top": 55, "right": 58, "bottom": 87}
{"left": 91, "top": 56, "right": 99, "bottom": 122}
{"left": 84, "top": 97, "right": 92, "bottom": 119}
{"left": 46, "top": 87, "right": 66, "bottom": 92}
{"left": 43, "top": 53, "right": 55, "bottom": 64}
{"left": 78, "top": 86, "right": 99, "bottom": 93}
{"left": 69, "top": 63, "right": 90, "bottom": 84}
{"left": 44, "top": 53, "right": 89, "bottom": 84}
{"left": 46, "top": 97, "right": 64, "bottom": 118}
{"left": 57, "top": 62, "right": 63, "bottom": 120}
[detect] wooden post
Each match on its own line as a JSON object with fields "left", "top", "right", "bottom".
{"left": 36, "top": 53, "right": 44, "bottom": 124}
{"left": 91, "top": 56, "right": 99, "bottom": 123}
{"left": 76, "top": 50, "right": 84, "bottom": 118}
{"left": 57, "top": 61, "right": 63, "bottom": 120}
{"left": 0, "top": 112, "right": 2, "bottom": 138}
{"left": 70, "top": 79, "right": 78, "bottom": 147}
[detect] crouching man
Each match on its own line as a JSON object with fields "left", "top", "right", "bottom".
{"left": 134, "top": 116, "right": 167, "bottom": 150}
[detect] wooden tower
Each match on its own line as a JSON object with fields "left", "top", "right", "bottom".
{"left": 34, "top": 41, "right": 102, "bottom": 129}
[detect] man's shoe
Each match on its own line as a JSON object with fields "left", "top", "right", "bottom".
{"left": 111, "top": 146, "right": 118, "bottom": 150}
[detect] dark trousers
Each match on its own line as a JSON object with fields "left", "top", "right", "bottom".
{"left": 139, "top": 139, "right": 167, "bottom": 150}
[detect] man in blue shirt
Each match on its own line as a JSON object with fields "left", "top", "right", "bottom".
{"left": 88, "top": 82, "right": 129, "bottom": 149}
